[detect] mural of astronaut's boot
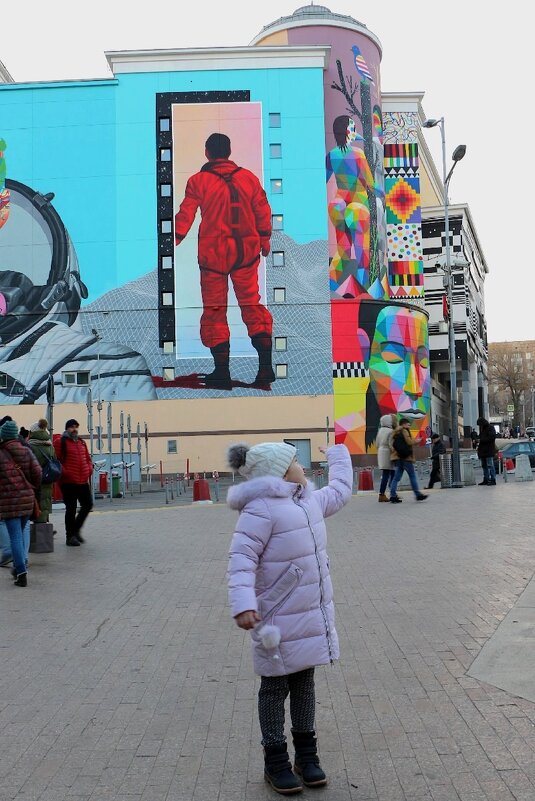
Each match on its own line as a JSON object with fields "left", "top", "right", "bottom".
{"left": 204, "top": 341, "right": 232, "bottom": 389}
{"left": 252, "top": 333, "right": 275, "bottom": 386}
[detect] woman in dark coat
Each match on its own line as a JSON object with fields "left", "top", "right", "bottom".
{"left": 28, "top": 419, "right": 55, "bottom": 523}
{"left": 0, "top": 419, "right": 42, "bottom": 586}
{"left": 477, "top": 417, "right": 497, "bottom": 486}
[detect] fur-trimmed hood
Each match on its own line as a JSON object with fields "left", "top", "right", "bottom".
{"left": 227, "top": 475, "right": 313, "bottom": 511}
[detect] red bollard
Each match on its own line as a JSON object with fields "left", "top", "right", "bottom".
{"left": 192, "top": 478, "right": 212, "bottom": 504}
{"left": 357, "top": 468, "right": 374, "bottom": 492}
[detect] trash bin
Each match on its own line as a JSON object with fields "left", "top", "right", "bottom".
{"left": 460, "top": 456, "right": 475, "bottom": 486}
{"left": 439, "top": 453, "right": 453, "bottom": 488}
{"left": 111, "top": 471, "right": 122, "bottom": 498}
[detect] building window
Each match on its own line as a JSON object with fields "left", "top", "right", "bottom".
{"left": 161, "top": 255, "right": 173, "bottom": 270}
{"left": 272, "top": 251, "right": 285, "bottom": 267}
{"left": 161, "top": 220, "right": 172, "bottom": 234}
{"left": 272, "top": 214, "right": 284, "bottom": 230}
{"left": 160, "top": 148, "right": 171, "bottom": 162}
{"left": 271, "top": 179, "right": 283, "bottom": 194}
{"left": 269, "top": 113, "right": 281, "bottom": 127}
{"left": 0, "top": 374, "right": 7, "bottom": 389}
{"left": 275, "top": 337, "right": 287, "bottom": 351}
{"left": 275, "top": 364, "right": 288, "bottom": 379}
{"left": 159, "top": 118, "right": 170, "bottom": 132}
{"left": 162, "top": 367, "right": 175, "bottom": 381}
{"left": 160, "top": 184, "right": 172, "bottom": 197}
{"left": 63, "top": 371, "right": 90, "bottom": 387}
{"left": 167, "top": 439, "right": 177, "bottom": 454}
{"left": 162, "top": 292, "right": 173, "bottom": 306}
{"left": 270, "top": 143, "right": 282, "bottom": 158}
{"left": 162, "top": 341, "right": 174, "bottom": 354}
{"left": 273, "top": 288, "right": 286, "bottom": 303}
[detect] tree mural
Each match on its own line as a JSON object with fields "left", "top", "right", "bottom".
{"left": 331, "top": 58, "right": 382, "bottom": 290}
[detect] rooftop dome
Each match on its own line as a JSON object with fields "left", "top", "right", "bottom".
{"left": 251, "top": 4, "right": 380, "bottom": 51}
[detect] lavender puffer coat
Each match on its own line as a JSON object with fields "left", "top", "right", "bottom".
{"left": 227, "top": 444, "right": 352, "bottom": 677}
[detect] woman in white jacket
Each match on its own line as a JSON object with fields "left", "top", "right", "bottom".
{"left": 376, "top": 414, "right": 397, "bottom": 502}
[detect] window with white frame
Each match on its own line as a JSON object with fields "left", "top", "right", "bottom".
{"left": 63, "top": 371, "right": 90, "bottom": 386}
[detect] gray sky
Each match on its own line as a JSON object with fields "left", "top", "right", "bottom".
{"left": 1, "top": 0, "right": 528, "bottom": 342}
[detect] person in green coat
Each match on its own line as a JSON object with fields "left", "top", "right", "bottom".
{"left": 28, "top": 419, "right": 55, "bottom": 523}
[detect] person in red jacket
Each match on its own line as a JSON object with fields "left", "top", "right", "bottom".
{"left": 175, "top": 133, "right": 275, "bottom": 389}
{"left": 55, "top": 419, "right": 93, "bottom": 546}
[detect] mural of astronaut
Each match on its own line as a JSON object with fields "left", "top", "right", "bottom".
{"left": 0, "top": 158, "right": 156, "bottom": 405}
{"left": 174, "top": 132, "right": 275, "bottom": 390}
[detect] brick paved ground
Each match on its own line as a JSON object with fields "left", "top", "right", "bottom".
{"left": 1, "top": 478, "right": 535, "bottom": 801}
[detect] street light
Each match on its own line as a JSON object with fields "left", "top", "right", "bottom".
{"left": 423, "top": 117, "right": 467, "bottom": 487}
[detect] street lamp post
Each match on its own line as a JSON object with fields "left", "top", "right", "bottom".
{"left": 423, "top": 117, "right": 466, "bottom": 488}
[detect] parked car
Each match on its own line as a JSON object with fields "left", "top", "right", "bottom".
{"left": 498, "top": 440, "right": 535, "bottom": 468}
{"left": 525, "top": 426, "right": 535, "bottom": 439}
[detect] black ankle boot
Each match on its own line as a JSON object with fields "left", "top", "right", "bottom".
{"left": 14, "top": 572, "right": 27, "bottom": 587}
{"left": 251, "top": 333, "right": 275, "bottom": 385}
{"left": 292, "top": 730, "right": 327, "bottom": 787}
{"left": 204, "top": 341, "right": 232, "bottom": 389}
{"left": 264, "top": 743, "right": 302, "bottom": 795}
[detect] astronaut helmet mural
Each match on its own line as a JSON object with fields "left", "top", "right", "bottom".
{"left": 252, "top": 5, "right": 431, "bottom": 453}
{"left": 0, "top": 138, "right": 156, "bottom": 404}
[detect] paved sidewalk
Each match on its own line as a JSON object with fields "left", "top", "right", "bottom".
{"left": 1, "top": 480, "right": 535, "bottom": 801}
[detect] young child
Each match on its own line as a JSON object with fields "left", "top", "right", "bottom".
{"left": 227, "top": 441, "right": 352, "bottom": 795}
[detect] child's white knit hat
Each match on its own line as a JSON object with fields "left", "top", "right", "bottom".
{"left": 228, "top": 442, "right": 296, "bottom": 479}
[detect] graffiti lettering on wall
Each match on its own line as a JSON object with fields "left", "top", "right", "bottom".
{"left": 0, "top": 137, "right": 156, "bottom": 405}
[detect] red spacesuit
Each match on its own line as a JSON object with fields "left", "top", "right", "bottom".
{"left": 175, "top": 154, "right": 275, "bottom": 389}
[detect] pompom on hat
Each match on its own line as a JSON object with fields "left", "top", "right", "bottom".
{"left": 0, "top": 420, "right": 20, "bottom": 441}
{"left": 228, "top": 441, "right": 296, "bottom": 479}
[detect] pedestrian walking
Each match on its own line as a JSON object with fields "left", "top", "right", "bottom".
{"left": 227, "top": 441, "right": 352, "bottom": 794}
{"left": 427, "top": 433, "right": 446, "bottom": 489}
{"left": 389, "top": 418, "right": 428, "bottom": 503}
{"left": 55, "top": 419, "right": 93, "bottom": 546}
{"left": 0, "top": 414, "right": 14, "bottom": 568}
{"left": 477, "top": 417, "right": 497, "bottom": 486}
{"left": 28, "top": 419, "right": 56, "bottom": 524}
{"left": 470, "top": 429, "right": 479, "bottom": 450}
{"left": 376, "top": 413, "right": 397, "bottom": 502}
{"left": 0, "top": 419, "right": 42, "bottom": 586}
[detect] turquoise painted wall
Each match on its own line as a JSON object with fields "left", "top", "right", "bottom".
{"left": 0, "top": 67, "right": 327, "bottom": 301}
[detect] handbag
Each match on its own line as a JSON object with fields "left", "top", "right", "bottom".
{"left": 34, "top": 446, "right": 62, "bottom": 484}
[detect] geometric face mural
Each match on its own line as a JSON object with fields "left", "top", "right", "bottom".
{"left": 332, "top": 299, "right": 430, "bottom": 453}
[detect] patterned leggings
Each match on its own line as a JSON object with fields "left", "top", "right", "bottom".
{"left": 258, "top": 667, "right": 316, "bottom": 746}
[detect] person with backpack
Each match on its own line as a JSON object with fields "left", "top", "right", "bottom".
{"left": 174, "top": 133, "right": 274, "bottom": 388}
{"left": 28, "top": 419, "right": 59, "bottom": 524}
{"left": 0, "top": 419, "right": 42, "bottom": 586}
{"left": 389, "top": 418, "right": 427, "bottom": 503}
{"left": 54, "top": 419, "right": 93, "bottom": 546}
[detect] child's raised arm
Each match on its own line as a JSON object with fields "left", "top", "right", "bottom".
{"left": 313, "top": 444, "right": 353, "bottom": 518}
